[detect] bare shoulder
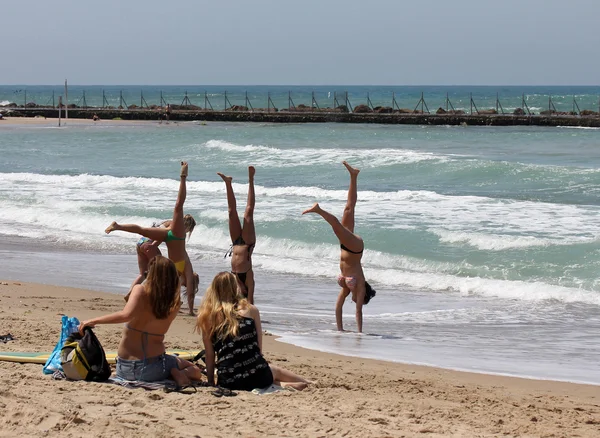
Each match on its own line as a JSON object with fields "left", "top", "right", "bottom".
{"left": 248, "top": 304, "right": 261, "bottom": 319}
{"left": 238, "top": 303, "right": 260, "bottom": 319}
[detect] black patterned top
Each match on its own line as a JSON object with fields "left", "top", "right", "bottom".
{"left": 213, "top": 316, "right": 273, "bottom": 390}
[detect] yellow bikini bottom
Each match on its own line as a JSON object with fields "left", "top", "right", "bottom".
{"left": 174, "top": 259, "right": 185, "bottom": 275}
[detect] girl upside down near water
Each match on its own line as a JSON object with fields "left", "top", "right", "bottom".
{"left": 129, "top": 218, "right": 199, "bottom": 304}
{"left": 105, "top": 161, "right": 198, "bottom": 315}
{"left": 196, "top": 271, "right": 310, "bottom": 391}
{"left": 218, "top": 166, "right": 256, "bottom": 304}
{"left": 302, "top": 161, "right": 375, "bottom": 333}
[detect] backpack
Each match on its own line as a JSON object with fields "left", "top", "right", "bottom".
{"left": 60, "top": 327, "right": 111, "bottom": 382}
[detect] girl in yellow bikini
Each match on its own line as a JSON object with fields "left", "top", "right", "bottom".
{"left": 105, "top": 162, "right": 198, "bottom": 315}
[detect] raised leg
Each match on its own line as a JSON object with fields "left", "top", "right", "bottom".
{"left": 302, "top": 203, "right": 363, "bottom": 252}
{"left": 241, "top": 166, "right": 256, "bottom": 245}
{"left": 341, "top": 161, "right": 360, "bottom": 233}
{"left": 170, "top": 162, "right": 188, "bottom": 238}
{"left": 105, "top": 223, "right": 170, "bottom": 241}
{"left": 217, "top": 172, "right": 242, "bottom": 242}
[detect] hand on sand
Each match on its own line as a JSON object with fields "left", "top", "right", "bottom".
{"left": 343, "top": 161, "right": 360, "bottom": 176}
{"left": 180, "top": 161, "right": 188, "bottom": 178}
{"left": 302, "top": 203, "right": 321, "bottom": 215}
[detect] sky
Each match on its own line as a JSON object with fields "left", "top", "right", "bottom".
{"left": 2, "top": 0, "right": 599, "bottom": 85}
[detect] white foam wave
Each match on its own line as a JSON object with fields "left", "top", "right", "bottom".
{"left": 4, "top": 171, "right": 600, "bottom": 249}
{"left": 557, "top": 126, "right": 600, "bottom": 131}
{"left": 0, "top": 100, "right": 11, "bottom": 106}
{"left": 202, "top": 139, "right": 449, "bottom": 167}
{"left": 430, "top": 229, "right": 595, "bottom": 250}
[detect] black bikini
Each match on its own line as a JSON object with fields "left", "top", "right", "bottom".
{"left": 226, "top": 236, "right": 255, "bottom": 296}
{"left": 340, "top": 243, "right": 363, "bottom": 254}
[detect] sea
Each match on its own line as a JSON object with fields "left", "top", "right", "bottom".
{"left": 1, "top": 85, "right": 600, "bottom": 385}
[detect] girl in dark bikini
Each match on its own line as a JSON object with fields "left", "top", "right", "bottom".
{"left": 217, "top": 166, "right": 256, "bottom": 304}
{"left": 105, "top": 162, "right": 198, "bottom": 315}
{"left": 302, "top": 161, "right": 375, "bottom": 333}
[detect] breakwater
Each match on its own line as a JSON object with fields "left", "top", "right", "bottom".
{"left": 3, "top": 107, "right": 600, "bottom": 127}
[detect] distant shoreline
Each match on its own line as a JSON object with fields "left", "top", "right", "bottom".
{"left": 3, "top": 107, "right": 600, "bottom": 127}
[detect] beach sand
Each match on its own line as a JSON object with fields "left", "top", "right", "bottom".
{"left": 0, "top": 116, "right": 158, "bottom": 126}
{"left": 1, "top": 281, "right": 599, "bottom": 438}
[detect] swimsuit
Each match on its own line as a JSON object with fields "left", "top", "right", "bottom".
{"left": 164, "top": 230, "right": 186, "bottom": 273}
{"left": 137, "top": 237, "right": 152, "bottom": 247}
{"left": 165, "top": 230, "right": 185, "bottom": 242}
{"left": 213, "top": 317, "right": 273, "bottom": 391}
{"left": 337, "top": 275, "right": 358, "bottom": 291}
{"left": 116, "top": 325, "right": 178, "bottom": 381}
{"left": 338, "top": 244, "right": 363, "bottom": 291}
{"left": 232, "top": 269, "right": 251, "bottom": 298}
{"left": 225, "top": 235, "right": 255, "bottom": 259}
{"left": 226, "top": 236, "right": 255, "bottom": 296}
{"left": 340, "top": 243, "right": 363, "bottom": 254}
{"left": 174, "top": 259, "right": 186, "bottom": 275}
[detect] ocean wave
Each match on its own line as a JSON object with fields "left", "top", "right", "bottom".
{"left": 557, "top": 126, "right": 600, "bottom": 130}
{"left": 202, "top": 139, "right": 449, "bottom": 167}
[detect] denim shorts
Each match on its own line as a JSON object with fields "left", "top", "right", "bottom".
{"left": 116, "top": 353, "right": 180, "bottom": 382}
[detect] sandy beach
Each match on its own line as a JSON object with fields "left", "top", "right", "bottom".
{"left": 0, "top": 281, "right": 598, "bottom": 437}
{"left": 0, "top": 116, "right": 159, "bottom": 126}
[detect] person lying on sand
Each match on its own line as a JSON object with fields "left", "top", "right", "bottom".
{"left": 196, "top": 272, "right": 310, "bottom": 391}
{"left": 218, "top": 166, "right": 257, "bottom": 304}
{"left": 302, "top": 161, "right": 375, "bottom": 333}
{"left": 105, "top": 162, "right": 198, "bottom": 315}
{"left": 78, "top": 256, "right": 203, "bottom": 386}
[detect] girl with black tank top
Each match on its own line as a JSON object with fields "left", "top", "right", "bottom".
{"left": 196, "top": 272, "right": 311, "bottom": 392}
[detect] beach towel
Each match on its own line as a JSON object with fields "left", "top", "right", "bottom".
{"left": 251, "top": 384, "right": 291, "bottom": 395}
{"left": 43, "top": 315, "right": 80, "bottom": 375}
{"left": 109, "top": 376, "right": 205, "bottom": 393}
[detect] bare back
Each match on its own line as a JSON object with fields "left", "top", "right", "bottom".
{"left": 117, "top": 284, "right": 179, "bottom": 360}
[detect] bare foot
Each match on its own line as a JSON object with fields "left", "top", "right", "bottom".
{"left": 217, "top": 172, "right": 233, "bottom": 184}
{"left": 105, "top": 221, "right": 118, "bottom": 234}
{"left": 302, "top": 203, "right": 321, "bottom": 215}
{"left": 248, "top": 166, "right": 255, "bottom": 180}
{"left": 281, "top": 382, "right": 309, "bottom": 391}
{"left": 180, "top": 161, "right": 188, "bottom": 178}
{"left": 171, "top": 368, "right": 192, "bottom": 388}
{"left": 342, "top": 161, "right": 360, "bottom": 176}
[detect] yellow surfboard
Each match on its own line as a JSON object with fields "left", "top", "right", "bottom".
{"left": 0, "top": 350, "right": 201, "bottom": 365}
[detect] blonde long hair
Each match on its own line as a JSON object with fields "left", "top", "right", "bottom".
{"left": 196, "top": 272, "right": 247, "bottom": 341}
{"left": 145, "top": 255, "right": 181, "bottom": 319}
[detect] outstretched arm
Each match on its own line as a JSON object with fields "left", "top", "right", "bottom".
{"left": 78, "top": 285, "right": 143, "bottom": 333}
{"left": 335, "top": 288, "right": 349, "bottom": 331}
{"left": 355, "top": 291, "right": 364, "bottom": 334}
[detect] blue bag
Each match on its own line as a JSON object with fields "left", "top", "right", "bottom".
{"left": 43, "top": 315, "right": 80, "bottom": 375}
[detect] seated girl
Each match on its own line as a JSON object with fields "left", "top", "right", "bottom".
{"left": 78, "top": 256, "right": 203, "bottom": 386}
{"left": 196, "top": 272, "right": 310, "bottom": 391}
